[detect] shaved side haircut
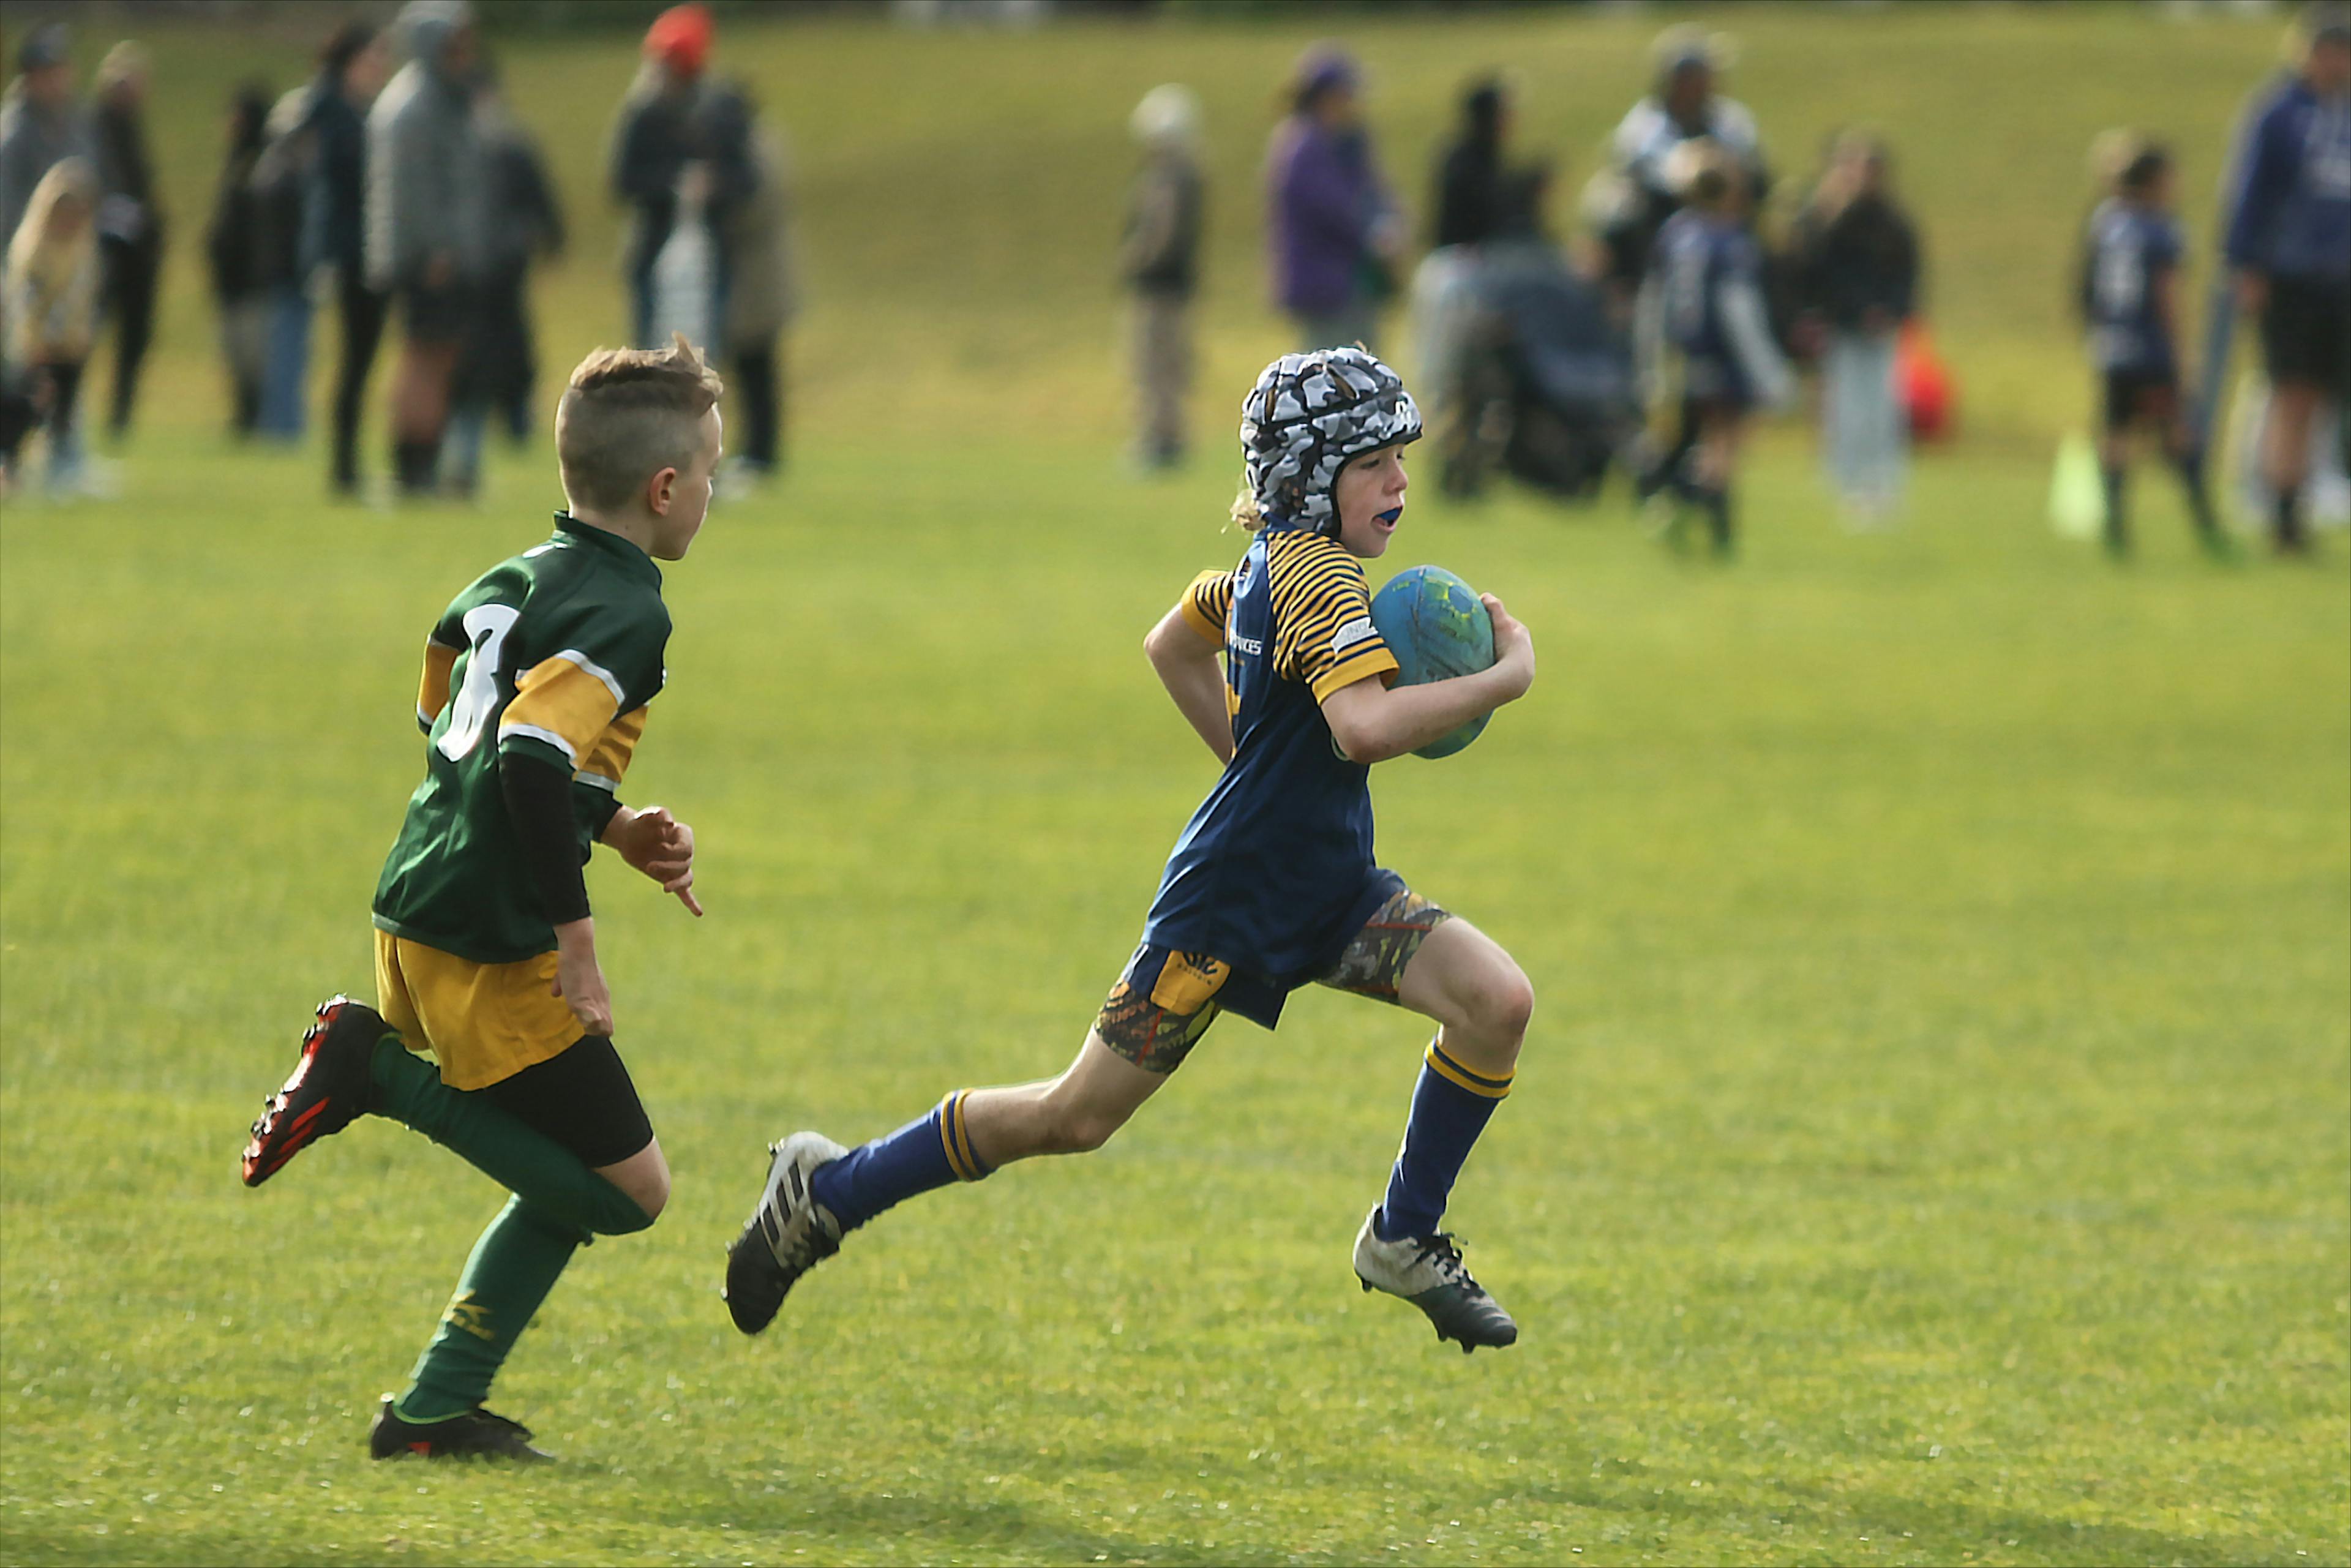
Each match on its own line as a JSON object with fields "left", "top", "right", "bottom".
{"left": 557, "top": 335, "right": 726, "bottom": 514}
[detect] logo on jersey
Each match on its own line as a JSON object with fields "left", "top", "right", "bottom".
{"left": 1332, "top": 616, "right": 1377, "bottom": 654}
{"left": 1228, "top": 629, "right": 1264, "bottom": 657}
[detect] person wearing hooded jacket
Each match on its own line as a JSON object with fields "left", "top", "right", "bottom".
{"left": 366, "top": 0, "right": 486, "bottom": 496}
{"left": 0, "top": 24, "right": 92, "bottom": 258}
{"left": 1267, "top": 45, "right": 1401, "bottom": 354}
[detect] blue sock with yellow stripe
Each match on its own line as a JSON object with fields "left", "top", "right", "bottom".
{"left": 1374, "top": 1038, "right": 1513, "bottom": 1242}
{"left": 809, "top": 1090, "right": 991, "bottom": 1233}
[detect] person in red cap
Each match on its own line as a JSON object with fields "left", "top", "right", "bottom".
{"left": 609, "top": 2, "right": 754, "bottom": 351}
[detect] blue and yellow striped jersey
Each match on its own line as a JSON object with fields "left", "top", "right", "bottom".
{"left": 1142, "top": 523, "right": 1401, "bottom": 984}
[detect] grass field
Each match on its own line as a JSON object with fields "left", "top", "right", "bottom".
{"left": 3, "top": 6, "right": 2348, "bottom": 1566}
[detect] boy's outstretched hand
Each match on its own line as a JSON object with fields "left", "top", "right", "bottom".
{"left": 1481, "top": 593, "right": 1536, "bottom": 703}
{"left": 606, "top": 804, "right": 703, "bottom": 917}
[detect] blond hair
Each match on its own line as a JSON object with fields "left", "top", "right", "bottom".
{"left": 96, "top": 41, "right": 150, "bottom": 97}
{"left": 1229, "top": 481, "right": 1267, "bottom": 533}
{"left": 1665, "top": 137, "right": 1738, "bottom": 211}
{"left": 7, "top": 159, "right": 96, "bottom": 276}
{"left": 555, "top": 335, "right": 725, "bottom": 513}
{"left": 5, "top": 160, "right": 99, "bottom": 364}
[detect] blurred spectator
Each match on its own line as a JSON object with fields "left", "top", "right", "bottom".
{"left": 1414, "top": 74, "right": 1515, "bottom": 418}
{"left": 1120, "top": 83, "right": 1203, "bottom": 471}
{"left": 4, "top": 157, "right": 99, "bottom": 492}
{"left": 1266, "top": 43, "right": 1400, "bottom": 353}
{"left": 444, "top": 60, "right": 564, "bottom": 497}
{"left": 1791, "top": 130, "right": 1919, "bottom": 527}
{"left": 2078, "top": 138, "right": 2227, "bottom": 558}
{"left": 301, "top": 20, "right": 392, "bottom": 497}
{"left": 367, "top": 0, "right": 486, "bottom": 498}
{"left": 207, "top": 84, "right": 274, "bottom": 437}
{"left": 91, "top": 42, "right": 163, "bottom": 443}
{"left": 252, "top": 85, "right": 318, "bottom": 440}
{"left": 2220, "top": 1, "right": 2351, "bottom": 555}
{"left": 721, "top": 103, "right": 798, "bottom": 486}
{"left": 1635, "top": 140, "right": 1791, "bottom": 557}
{"left": 1432, "top": 76, "right": 1513, "bottom": 249}
{"left": 0, "top": 24, "right": 91, "bottom": 257}
{"left": 1598, "top": 26, "right": 1769, "bottom": 306}
{"left": 610, "top": 2, "right": 756, "bottom": 350}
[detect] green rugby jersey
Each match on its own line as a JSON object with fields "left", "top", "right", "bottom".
{"left": 372, "top": 513, "right": 670, "bottom": 965}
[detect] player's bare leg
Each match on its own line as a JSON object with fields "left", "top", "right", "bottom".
{"left": 959, "top": 1030, "right": 1167, "bottom": 1167}
{"left": 1397, "top": 919, "right": 1534, "bottom": 1082}
{"left": 1354, "top": 918, "right": 1534, "bottom": 1352}
{"left": 2262, "top": 378, "right": 2323, "bottom": 553}
{"left": 724, "top": 1032, "right": 1165, "bottom": 1335}
{"left": 596, "top": 1136, "right": 671, "bottom": 1221}
{"left": 1692, "top": 407, "right": 1745, "bottom": 556}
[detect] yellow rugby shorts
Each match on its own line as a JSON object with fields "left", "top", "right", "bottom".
{"left": 373, "top": 930, "right": 582, "bottom": 1091}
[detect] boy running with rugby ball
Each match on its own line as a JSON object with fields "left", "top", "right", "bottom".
{"left": 726, "top": 347, "right": 1539, "bottom": 1353}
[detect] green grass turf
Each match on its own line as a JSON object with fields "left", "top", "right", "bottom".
{"left": 3, "top": 6, "right": 2348, "bottom": 1566}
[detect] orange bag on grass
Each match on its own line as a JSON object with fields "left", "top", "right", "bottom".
{"left": 1900, "top": 321, "right": 1955, "bottom": 443}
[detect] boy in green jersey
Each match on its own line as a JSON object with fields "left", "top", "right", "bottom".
{"left": 240, "top": 337, "right": 722, "bottom": 1461}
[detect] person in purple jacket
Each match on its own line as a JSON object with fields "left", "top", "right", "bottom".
{"left": 1265, "top": 44, "right": 1400, "bottom": 354}
{"left": 2221, "top": 2, "right": 2350, "bottom": 555}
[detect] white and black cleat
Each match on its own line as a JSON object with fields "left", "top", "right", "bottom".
{"left": 1353, "top": 1209, "right": 1519, "bottom": 1354}
{"left": 724, "top": 1131, "right": 848, "bottom": 1335}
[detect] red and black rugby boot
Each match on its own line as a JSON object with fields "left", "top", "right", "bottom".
{"left": 368, "top": 1398, "right": 554, "bottom": 1462}
{"left": 240, "top": 996, "right": 381, "bottom": 1187}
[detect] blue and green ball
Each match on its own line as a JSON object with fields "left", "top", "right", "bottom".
{"left": 1368, "top": 565, "right": 1496, "bottom": 759}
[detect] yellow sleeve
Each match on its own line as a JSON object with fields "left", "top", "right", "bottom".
{"left": 1178, "top": 569, "right": 1235, "bottom": 645}
{"left": 1270, "top": 538, "right": 1398, "bottom": 702}
{"left": 575, "top": 706, "right": 649, "bottom": 794}
{"left": 416, "top": 639, "right": 461, "bottom": 732}
{"left": 499, "top": 653, "right": 624, "bottom": 767}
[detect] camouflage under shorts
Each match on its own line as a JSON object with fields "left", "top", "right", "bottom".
{"left": 1311, "top": 884, "right": 1453, "bottom": 1001}
{"left": 1095, "top": 886, "right": 1452, "bottom": 1075}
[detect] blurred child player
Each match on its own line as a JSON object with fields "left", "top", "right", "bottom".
{"left": 2079, "top": 137, "right": 2229, "bottom": 558}
{"left": 239, "top": 337, "right": 721, "bottom": 1460}
{"left": 1637, "top": 138, "right": 1792, "bottom": 555}
{"left": 726, "top": 347, "right": 1540, "bottom": 1352}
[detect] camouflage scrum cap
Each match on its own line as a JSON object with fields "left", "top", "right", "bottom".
{"left": 1239, "top": 347, "right": 1422, "bottom": 535}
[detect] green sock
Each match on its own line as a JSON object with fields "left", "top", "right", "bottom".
{"left": 396, "top": 1195, "right": 576, "bottom": 1422}
{"left": 367, "top": 1037, "right": 651, "bottom": 1240}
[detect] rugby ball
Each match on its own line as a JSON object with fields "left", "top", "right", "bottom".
{"left": 1368, "top": 565, "right": 1495, "bottom": 759}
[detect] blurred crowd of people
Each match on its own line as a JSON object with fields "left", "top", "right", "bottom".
{"left": 1, "top": 28, "right": 163, "bottom": 497}
{"left": 1116, "top": 26, "right": 1937, "bottom": 553}
{"left": 1118, "top": 6, "right": 2346, "bottom": 561}
{"left": 1, "top": 1, "right": 2338, "bottom": 555}
{"left": 1, "top": 1, "right": 796, "bottom": 506}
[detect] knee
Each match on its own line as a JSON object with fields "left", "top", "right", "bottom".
{"left": 633, "top": 1169, "right": 670, "bottom": 1223}
{"left": 1473, "top": 966, "right": 1535, "bottom": 1050}
{"left": 610, "top": 1160, "right": 670, "bottom": 1227}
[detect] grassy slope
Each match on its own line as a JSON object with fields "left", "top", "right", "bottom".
{"left": 2, "top": 7, "right": 2346, "bottom": 1566}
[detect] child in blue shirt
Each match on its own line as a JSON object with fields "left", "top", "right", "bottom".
{"left": 724, "top": 348, "right": 1541, "bottom": 1354}
{"left": 2079, "top": 138, "right": 2228, "bottom": 558}
{"left": 1637, "top": 139, "right": 1792, "bottom": 556}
